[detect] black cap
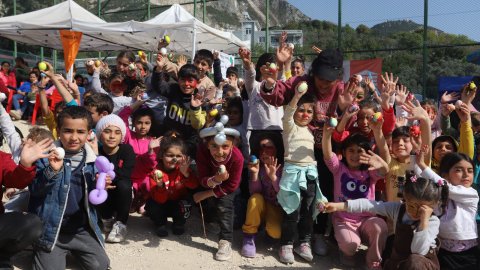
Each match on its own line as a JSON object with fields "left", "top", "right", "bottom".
{"left": 226, "top": 66, "right": 238, "bottom": 77}
{"left": 312, "top": 49, "right": 343, "bottom": 81}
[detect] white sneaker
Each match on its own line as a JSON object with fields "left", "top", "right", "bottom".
{"left": 313, "top": 234, "right": 329, "bottom": 256}
{"left": 9, "top": 110, "right": 21, "bottom": 120}
{"left": 101, "top": 218, "right": 115, "bottom": 233}
{"left": 106, "top": 221, "right": 127, "bottom": 243}
{"left": 215, "top": 240, "right": 232, "bottom": 261}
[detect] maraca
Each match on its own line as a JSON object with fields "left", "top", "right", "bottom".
{"left": 218, "top": 165, "right": 226, "bottom": 174}
{"left": 297, "top": 82, "right": 308, "bottom": 93}
{"left": 269, "top": 63, "right": 277, "bottom": 73}
{"left": 38, "top": 62, "right": 48, "bottom": 72}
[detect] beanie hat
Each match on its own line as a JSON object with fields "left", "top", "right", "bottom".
{"left": 226, "top": 66, "right": 238, "bottom": 77}
{"left": 95, "top": 114, "right": 127, "bottom": 143}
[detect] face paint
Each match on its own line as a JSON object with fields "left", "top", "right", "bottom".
{"left": 184, "top": 77, "right": 198, "bottom": 89}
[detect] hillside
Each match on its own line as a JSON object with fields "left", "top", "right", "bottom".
{"left": 371, "top": 20, "right": 443, "bottom": 36}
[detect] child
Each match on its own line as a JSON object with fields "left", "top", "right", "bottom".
{"left": 324, "top": 172, "right": 449, "bottom": 270}
{"left": 83, "top": 93, "right": 114, "bottom": 126}
{"left": 10, "top": 71, "right": 39, "bottom": 120}
{"left": 95, "top": 114, "right": 135, "bottom": 243}
{"left": 322, "top": 126, "right": 389, "bottom": 267}
{"left": 276, "top": 85, "right": 326, "bottom": 264}
{"left": 151, "top": 63, "right": 205, "bottom": 157}
{"left": 144, "top": 137, "right": 198, "bottom": 237}
{"left": 0, "top": 137, "right": 53, "bottom": 269}
{"left": 291, "top": 56, "right": 305, "bottom": 77}
{"left": 241, "top": 136, "right": 283, "bottom": 258}
{"left": 193, "top": 116, "right": 243, "bottom": 261}
{"left": 91, "top": 71, "right": 133, "bottom": 114}
{"left": 29, "top": 106, "right": 110, "bottom": 269}
{"left": 118, "top": 99, "right": 155, "bottom": 213}
{"left": 419, "top": 152, "right": 479, "bottom": 269}
{"left": 193, "top": 49, "right": 216, "bottom": 99}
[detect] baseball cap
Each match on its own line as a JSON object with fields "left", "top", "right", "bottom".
{"left": 312, "top": 49, "right": 343, "bottom": 81}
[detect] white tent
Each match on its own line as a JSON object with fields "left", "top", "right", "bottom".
{"left": 0, "top": 0, "right": 247, "bottom": 54}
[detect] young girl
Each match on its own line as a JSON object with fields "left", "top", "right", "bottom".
{"left": 193, "top": 116, "right": 243, "bottom": 261}
{"left": 95, "top": 114, "right": 135, "bottom": 243}
{"left": 241, "top": 135, "right": 283, "bottom": 258}
{"left": 419, "top": 152, "right": 479, "bottom": 269}
{"left": 276, "top": 86, "right": 326, "bottom": 264}
{"left": 325, "top": 172, "right": 449, "bottom": 270}
{"left": 118, "top": 98, "right": 155, "bottom": 213}
{"left": 143, "top": 137, "right": 198, "bottom": 237}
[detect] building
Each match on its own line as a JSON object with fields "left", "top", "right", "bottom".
{"left": 233, "top": 11, "right": 303, "bottom": 50}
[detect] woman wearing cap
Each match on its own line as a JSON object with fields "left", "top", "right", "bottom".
{"left": 260, "top": 49, "right": 346, "bottom": 256}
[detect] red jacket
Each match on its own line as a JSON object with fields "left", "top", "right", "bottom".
{"left": 0, "top": 151, "right": 37, "bottom": 214}
{"left": 149, "top": 168, "right": 198, "bottom": 204}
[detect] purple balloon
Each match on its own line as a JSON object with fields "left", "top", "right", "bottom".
{"left": 89, "top": 156, "right": 115, "bottom": 205}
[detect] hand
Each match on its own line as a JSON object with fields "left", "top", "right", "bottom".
{"left": 359, "top": 150, "right": 386, "bottom": 171}
{"left": 179, "top": 156, "right": 191, "bottom": 177}
{"left": 100, "top": 174, "right": 116, "bottom": 190}
{"left": 247, "top": 161, "right": 260, "bottom": 176}
{"left": 311, "top": 45, "right": 322, "bottom": 54}
{"left": 155, "top": 54, "right": 167, "bottom": 71}
{"left": 177, "top": 55, "right": 187, "bottom": 68}
{"left": 157, "top": 38, "right": 169, "bottom": 50}
{"left": 86, "top": 134, "right": 99, "bottom": 155}
{"left": 440, "top": 91, "right": 459, "bottom": 104}
{"left": 149, "top": 137, "right": 162, "bottom": 153}
{"left": 276, "top": 43, "right": 293, "bottom": 65}
{"left": 338, "top": 80, "right": 358, "bottom": 110}
{"left": 193, "top": 190, "right": 210, "bottom": 203}
{"left": 20, "top": 138, "right": 54, "bottom": 168}
{"left": 415, "top": 144, "right": 429, "bottom": 170}
{"left": 238, "top": 47, "right": 252, "bottom": 69}
{"left": 461, "top": 84, "right": 476, "bottom": 105}
{"left": 213, "top": 50, "right": 219, "bottom": 60}
{"left": 368, "top": 113, "right": 384, "bottom": 133}
{"left": 215, "top": 170, "right": 229, "bottom": 182}
{"left": 260, "top": 62, "right": 278, "bottom": 89}
{"left": 294, "top": 81, "right": 308, "bottom": 98}
{"left": 440, "top": 103, "right": 455, "bottom": 117}
{"left": 264, "top": 157, "right": 281, "bottom": 182}
{"left": 42, "top": 62, "right": 55, "bottom": 78}
{"left": 402, "top": 100, "right": 429, "bottom": 122}
{"left": 395, "top": 85, "right": 409, "bottom": 106}
{"left": 279, "top": 31, "right": 288, "bottom": 47}
{"left": 364, "top": 76, "right": 375, "bottom": 91}
{"left": 323, "top": 202, "right": 345, "bottom": 213}
{"left": 5, "top": 188, "right": 17, "bottom": 199}
{"left": 456, "top": 102, "right": 471, "bottom": 123}
{"left": 191, "top": 92, "right": 204, "bottom": 108}
{"left": 139, "top": 52, "right": 147, "bottom": 63}
{"left": 418, "top": 204, "right": 433, "bottom": 230}
{"left": 380, "top": 72, "right": 397, "bottom": 110}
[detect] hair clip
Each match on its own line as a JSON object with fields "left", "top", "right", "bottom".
{"left": 436, "top": 179, "right": 444, "bottom": 187}
{"left": 410, "top": 175, "right": 417, "bottom": 183}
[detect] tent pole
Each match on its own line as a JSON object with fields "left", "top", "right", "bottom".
{"left": 265, "top": 0, "right": 269, "bottom": 53}
{"left": 194, "top": 0, "right": 197, "bottom": 18}
{"left": 147, "top": 0, "right": 151, "bottom": 19}
{"left": 202, "top": 0, "right": 206, "bottom": 23}
{"left": 192, "top": 21, "right": 197, "bottom": 64}
{"left": 53, "top": 0, "right": 57, "bottom": 71}
{"left": 13, "top": 0, "right": 17, "bottom": 58}
{"left": 98, "top": 0, "right": 102, "bottom": 59}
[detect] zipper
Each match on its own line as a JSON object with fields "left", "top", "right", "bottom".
{"left": 51, "top": 163, "right": 70, "bottom": 251}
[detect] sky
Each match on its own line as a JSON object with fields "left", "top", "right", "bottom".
{"left": 287, "top": 0, "right": 480, "bottom": 41}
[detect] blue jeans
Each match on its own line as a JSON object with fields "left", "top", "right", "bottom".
{"left": 12, "top": 93, "right": 27, "bottom": 113}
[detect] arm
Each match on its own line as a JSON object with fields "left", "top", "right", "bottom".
{"left": 90, "top": 71, "right": 108, "bottom": 94}
{"left": 371, "top": 116, "right": 391, "bottom": 164}
{"left": 151, "top": 69, "right": 171, "bottom": 97}
{"left": 189, "top": 93, "right": 206, "bottom": 130}
{"left": 457, "top": 103, "right": 474, "bottom": 159}
{"left": 212, "top": 57, "right": 223, "bottom": 87}
{"left": 1, "top": 152, "right": 37, "bottom": 189}
{"left": 213, "top": 155, "right": 243, "bottom": 197}
{"left": 381, "top": 107, "right": 396, "bottom": 136}
{"left": 411, "top": 216, "right": 440, "bottom": 255}
{"left": 0, "top": 102, "right": 22, "bottom": 162}
{"left": 322, "top": 123, "right": 335, "bottom": 161}
{"left": 327, "top": 198, "right": 401, "bottom": 222}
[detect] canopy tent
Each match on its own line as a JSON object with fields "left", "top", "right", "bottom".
{"left": 0, "top": 0, "right": 247, "bottom": 54}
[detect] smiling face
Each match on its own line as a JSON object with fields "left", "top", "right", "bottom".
{"left": 58, "top": 117, "right": 90, "bottom": 152}
{"left": 343, "top": 144, "right": 366, "bottom": 169}
{"left": 116, "top": 56, "right": 131, "bottom": 74}
{"left": 134, "top": 115, "right": 152, "bottom": 137}
{"left": 392, "top": 135, "right": 413, "bottom": 159}
{"left": 207, "top": 138, "right": 234, "bottom": 163}
{"left": 444, "top": 160, "right": 474, "bottom": 188}
{"left": 294, "top": 102, "right": 314, "bottom": 127}
{"left": 291, "top": 61, "right": 305, "bottom": 77}
{"left": 258, "top": 138, "right": 277, "bottom": 163}
{"left": 100, "top": 125, "right": 122, "bottom": 150}
{"left": 161, "top": 146, "right": 184, "bottom": 171}
{"left": 194, "top": 59, "right": 210, "bottom": 78}
{"left": 178, "top": 77, "right": 197, "bottom": 95}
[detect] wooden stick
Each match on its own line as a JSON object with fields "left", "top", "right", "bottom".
{"left": 199, "top": 202, "right": 207, "bottom": 239}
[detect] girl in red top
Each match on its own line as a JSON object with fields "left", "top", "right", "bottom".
{"left": 144, "top": 136, "right": 198, "bottom": 237}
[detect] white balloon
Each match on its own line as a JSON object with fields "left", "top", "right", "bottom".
{"left": 220, "top": 115, "right": 229, "bottom": 125}
{"left": 215, "top": 122, "right": 224, "bottom": 132}
{"left": 214, "top": 133, "right": 226, "bottom": 145}
{"left": 55, "top": 147, "right": 65, "bottom": 160}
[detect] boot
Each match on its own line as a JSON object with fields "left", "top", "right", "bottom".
{"left": 241, "top": 233, "right": 256, "bottom": 258}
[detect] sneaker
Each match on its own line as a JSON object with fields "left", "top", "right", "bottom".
{"left": 101, "top": 218, "right": 115, "bottom": 233}
{"left": 313, "top": 234, "right": 329, "bottom": 256}
{"left": 215, "top": 240, "right": 232, "bottom": 261}
{"left": 156, "top": 225, "right": 169, "bottom": 237}
{"left": 340, "top": 252, "right": 357, "bottom": 267}
{"left": 241, "top": 234, "right": 256, "bottom": 258}
{"left": 294, "top": 242, "right": 313, "bottom": 262}
{"left": 106, "top": 221, "right": 127, "bottom": 243}
{"left": 9, "top": 110, "right": 21, "bottom": 120}
{"left": 279, "top": 245, "right": 294, "bottom": 264}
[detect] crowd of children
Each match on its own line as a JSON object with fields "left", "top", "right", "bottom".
{"left": 0, "top": 32, "right": 479, "bottom": 270}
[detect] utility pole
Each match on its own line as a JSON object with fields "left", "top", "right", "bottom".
{"left": 337, "top": 0, "right": 342, "bottom": 50}
{"left": 422, "top": 0, "right": 428, "bottom": 98}
{"left": 265, "top": 0, "right": 269, "bottom": 53}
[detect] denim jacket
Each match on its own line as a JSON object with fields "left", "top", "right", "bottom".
{"left": 28, "top": 142, "right": 104, "bottom": 252}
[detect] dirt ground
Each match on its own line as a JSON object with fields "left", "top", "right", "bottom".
{"left": 6, "top": 120, "right": 351, "bottom": 270}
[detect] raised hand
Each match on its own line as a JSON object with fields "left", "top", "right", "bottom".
{"left": 179, "top": 156, "right": 192, "bottom": 177}
{"left": 395, "top": 85, "right": 409, "bottom": 106}
{"left": 177, "top": 55, "right": 188, "bottom": 68}
{"left": 440, "top": 103, "right": 455, "bottom": 117}
{"left": 440, "top": 91, "right": 459, "bottom": 104}
{"left": 238, "top": 47, "right": 252, "bottom": 69}
{"left": 461, "top": 84, "right": 476, "bottom": 105}
{"left": 456, "top": 102, "right": 471, "bottom": 123}
{"left": 359, "top": 150, "right": 387, "bottom": 171}
{"left": 20, "top": 138, "right": 54, "bottom": 168}
{"left": 247, "top": 161, "right": 260, "bottom": 176}
{"left": 191, "top": 92, "right": 204, "bottom": 108}
{"left": 311, "top": 45, "right": 322, "bottom": 54}
{"left": 379, "top": 72, "right": 397, "bottom": 110}
{"left": 148, "top": 137, "right": 162, "bottom": 154}
{"left": 276, "top": 43, "right": 293, "bottom": 65}
{"left": 260, "top": 62, "right": 278, "bottom": 89}
{"left": 364, "top": 76, "right": 375, "bottom": 92}
{"left": 263, "top": 156, "right": 280, "bottom": 182}
{"left": 338, "top": 80, "right": 358, "bottom": 111}
{"left": 155, "top": 54, "right": 168, "bottom": 71}
{"left": 402, "top": 100, "right": 429, "bottom": 122}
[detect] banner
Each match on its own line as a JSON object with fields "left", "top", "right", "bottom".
{"left": 218, "top": 51, "right": 235, "bottom": 79}
{"left": 343, "top": 58, "right": 382, "bottom": 88}
{"left": 60, "top": 30, "right": 83, "bottom": 74}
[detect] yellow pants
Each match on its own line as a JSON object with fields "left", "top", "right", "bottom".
{"left": 242, "top": 193, "right": 282, "bottom": 239}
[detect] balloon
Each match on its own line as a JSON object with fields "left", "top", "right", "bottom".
{"left": 214, "top": 133, "right": 226, "bottom": 145}
{"left": 89, "top": 156, "right": 115, "bottom": 205}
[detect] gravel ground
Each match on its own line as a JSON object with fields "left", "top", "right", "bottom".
{"left": 6, "top": 120, "right": 353, "bottom": 270}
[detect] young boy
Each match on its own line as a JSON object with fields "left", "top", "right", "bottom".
{"left": 83, "top": 93, "right": 114, "bottom": 126}
{"left": 29, "top": 106, "right": 110, "bottom": 270}
{"left": 0, "top": 138, "right": 53, "bottom": 269}
{"left": 194, "top": 116, "right": 243, "bottom": 261}
{"left": 193, "top": 49, "right": 216, "bottom": 99}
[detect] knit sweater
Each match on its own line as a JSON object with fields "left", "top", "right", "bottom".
{"left": 282, "top": 104, "right": 315, "bottom": 166}
{"left": 196, "top": 143, "right": 244, "bottom": 198}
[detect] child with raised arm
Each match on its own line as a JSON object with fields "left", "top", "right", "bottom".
{"left": 325, "top": 171, "right": 449, "bottom": 270}
{"left": 322, "top": 119, "right": 389, "bottom": 268}
{"left": 193, "top": 116, "right": 243, "bottom": 261}
{"left": 276, "top": 83, "right": 326, "bottom": 264}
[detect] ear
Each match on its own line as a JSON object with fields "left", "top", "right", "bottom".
{"left": 100, "top": 111, "right": 109, "bottom": 117}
